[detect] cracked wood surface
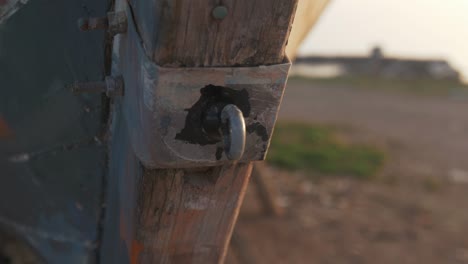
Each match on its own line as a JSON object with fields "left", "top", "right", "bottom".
{"left": 286, "top": 0, "right": 330, "bottom": 59}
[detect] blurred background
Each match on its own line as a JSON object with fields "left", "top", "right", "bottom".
{"left": 228, "top": 0, "right": 468, "bottom": 263}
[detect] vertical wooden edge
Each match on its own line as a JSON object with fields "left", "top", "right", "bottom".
{"left": 119, "top": 0, "right": 301, "bottom": 263}
{"left": 135, "top": 163, "right": 253, "bottom": 263}
{"left": 218, "top": 163, "right": 253, "bottom": 264}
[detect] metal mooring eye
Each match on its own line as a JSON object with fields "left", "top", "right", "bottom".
{"left": 220, "top": 104, "right": 246, "bottom": 160}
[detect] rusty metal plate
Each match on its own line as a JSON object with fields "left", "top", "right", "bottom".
{"left": 112, "top": 4, "right": 290, "bottom": 168}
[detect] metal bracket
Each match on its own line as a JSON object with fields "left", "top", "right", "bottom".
{"left": 111, "top": 3, "right": 291, "bottom": 168}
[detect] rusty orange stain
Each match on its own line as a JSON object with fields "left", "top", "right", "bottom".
{"left": 119, "top": 210, "right": 127, "bottom": 241}
{"left": 120, "top": 209, "right": 143, "bottom": 263}
{"left": 130, "top": 239, "right": 144, "bottom": 264}
{"left": 0, "top": 115, "right": 13, "bottom": 139}
{"left": 119, "top": 210, "right": 133, "bottom": 262}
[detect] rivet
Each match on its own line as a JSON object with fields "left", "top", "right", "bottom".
{"left": 212, "top": 6, "right": 228, "bottom": 20}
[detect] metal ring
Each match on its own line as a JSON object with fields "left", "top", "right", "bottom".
{"left": 220, "top": 104, "right": 246, "bottom": 160}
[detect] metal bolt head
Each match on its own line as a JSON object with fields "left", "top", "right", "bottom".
{"left": 77, "top": 11, "right": 127, "bottom": 36}
{"left": 77, "top": 16, "right": 108, "bottom": 31}
{"left": 105, "top": 75, "right": 124, "bottom": 97}
{"left": 212, "top": 6, "right": 228, "bottom": 20}
{"left": 70, "top": 80, "right": 107, "bottom": 94}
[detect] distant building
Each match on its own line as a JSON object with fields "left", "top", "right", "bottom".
{"left": 294, "top": 47, "right": 460, "bottom": 81}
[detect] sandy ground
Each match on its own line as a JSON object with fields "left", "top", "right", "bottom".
{"left": 226, "top": 80, "right": 468, "bottom": 264}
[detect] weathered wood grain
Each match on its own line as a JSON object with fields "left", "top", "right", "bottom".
{"left": 129, "top": 0, "right": 298, "bottom": 67}
{"left": 128, "top": 1, "right": 299, "bottom": 263}
{"left": 137, "top": 164, "right": 252, "bottom": 263}
{"left": 0, "top": 0, "right": 109, "bottom": 262}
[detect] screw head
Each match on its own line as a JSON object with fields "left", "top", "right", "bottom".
{"left": 212, "top": 6, "right": 228, "bottom": 20}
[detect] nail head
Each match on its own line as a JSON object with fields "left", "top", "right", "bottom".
{"left": 212, "top": 6, "right": 228, "bottom": 20}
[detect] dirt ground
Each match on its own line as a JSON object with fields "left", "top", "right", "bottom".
{"left": 226, "top": 79, "right": 468, "bottom": 264}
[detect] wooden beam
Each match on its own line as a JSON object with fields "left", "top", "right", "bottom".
{"left": 137, "top": 165, "right": 252, "bottom": 263}
{"left": 129, "top": 0, "right": 298, "bottom": 67}
{"left": 286, "top": 0, "right": 330, "bottom": 60}
{"left": 124, "top": 1, "right": 299, "bottom": 263}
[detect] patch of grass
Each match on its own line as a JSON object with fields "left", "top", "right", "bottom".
{"left": 289, "top": 75, "right": 468, "bottom": 96}
{"left": 267, "top": 122, "right": 385, "bottom": 179}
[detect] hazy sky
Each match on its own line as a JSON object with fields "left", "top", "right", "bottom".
{"left": 299, "top": 0, "right": 468, "bottom": 79}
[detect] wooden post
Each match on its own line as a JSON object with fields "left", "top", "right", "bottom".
{"left": 285, "top": 0, "right": 330, "bottom": 59}
{"left": 251, "top": 162, "right": 285, "bottom": 217}
{"left": 110, "top": 1, "right": 299, "bottom": 263}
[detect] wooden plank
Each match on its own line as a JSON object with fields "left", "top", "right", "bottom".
{"left": 119, "top": 1, "right": 299, "bottom": 263}
{"left": 286, "top": 0, "right": 330, "bottom": 59}
{"left": 138, "top": 164, "right": 252, "bottom": 263}
{"left": 129, "top": 0, "right": 298, "bottom": 67}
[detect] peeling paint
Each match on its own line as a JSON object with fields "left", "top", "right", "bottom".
{"left": 0, "top": 0, "right": 29, "bottom": 24}
{"left": 175, "top": 85, "right": 250, "bottom": 146}
{"left": 115, "top": 2, "right": 291, "bottom": 168}
{"left": 8, "top": 153, "right": 30, "bottom": 163}
{"left": 0, "top": 0, "right": 109, "bottom": 262}
{"left": 0, "top": 215, "right": 95, "bottom": 248}
{"left": 130, "top": 239, "right": 143, "bottom": 264}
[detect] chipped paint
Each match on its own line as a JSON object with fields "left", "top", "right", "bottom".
{"left": 130, "top": 239, "right": 144, "bottom": 264}
{"left": 8, "top": 153, "right": 30, "bottom": 163}
{"left": 114, "top": 2, "right": 291, "bottom": 168}
{"left": 7, "top": 137, "right": 100, "bottom": 163}
{"left": 0, "top": 0, "right": 29, "bottom": 24}
{"left": 0, "top": 0, "right": 109, "bottom": 262}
